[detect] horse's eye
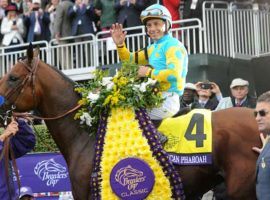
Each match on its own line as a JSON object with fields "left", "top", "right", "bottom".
{"left": 8, "top": 75, "right": 19, "bottom": 82}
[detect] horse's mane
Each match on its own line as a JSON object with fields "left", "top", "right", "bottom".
{"left": 46, "top": 62, "right": 76, "bottom": 86}
{"left": 18, "top": 56, "right": 76, "bottom": 86}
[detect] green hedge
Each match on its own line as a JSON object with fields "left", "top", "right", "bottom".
{"left": 32, "top": 125, "right": 59, "bottom": 152}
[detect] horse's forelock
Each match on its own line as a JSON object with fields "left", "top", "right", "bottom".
{"left": 26, "top": 43, "right": 34, "bottom": 63}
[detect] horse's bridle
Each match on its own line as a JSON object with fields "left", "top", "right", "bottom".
{"left": 4, "top": 58, "right": 39, "bottom": 109}
{"left": 1, "top": 57, "right": 81, "bottom": 122}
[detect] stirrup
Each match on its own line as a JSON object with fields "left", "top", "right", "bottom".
{"left": 157, "top": 131, "right": 167, "bottom": 144}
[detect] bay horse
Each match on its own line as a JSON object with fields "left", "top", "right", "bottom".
{"left": 0, "top": 45, "right": 260, "bottom": 200}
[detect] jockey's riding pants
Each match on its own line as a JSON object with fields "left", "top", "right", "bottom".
{"left": 147, "top": 92, "right": 180, "bottom": 120}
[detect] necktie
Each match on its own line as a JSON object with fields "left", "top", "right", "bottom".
{"left": 236, "top": 102, "right": 241, "bottom": 107}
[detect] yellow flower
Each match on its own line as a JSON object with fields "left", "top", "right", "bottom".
{"left": 100, "top": 108, "right": 172, "bottom": 199}
{"left": 112, "top": 76, "right": 118, "bottom": 84}
{"left": 118, "top": 77, "right": 128, "bottom": 87}
{"left": 110, "top": 96, "right": 119, "bottom": 106}
{"left": 74, "top": 112, "right": 81, "bottom": 120}
{"left": 103, "top": 95, "right": 112, "bottom": 106}
{"left": 78, "top": 98, "right": 88, "bottom": 106}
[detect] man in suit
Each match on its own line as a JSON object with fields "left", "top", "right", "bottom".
{"left": 252, "top": 91, "right": 270, "bottom": 200}
{"left": 195, "top": 81, "right": 222, "bottom": 110}
{"left": 23, "top": 0, "right": 50, "bottom": 42}
{"left": 68, "top": 0, "right": 96, "bottom": 37}
{"left": 215, "top": 78, "right": 256, "bottom": 110}
{"left": 54, "top": 0, "right": 74, "bottom": 70}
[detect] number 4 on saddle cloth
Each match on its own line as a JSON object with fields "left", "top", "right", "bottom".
{"left": 158, "top": 109, "right": 213, "bottom": 165}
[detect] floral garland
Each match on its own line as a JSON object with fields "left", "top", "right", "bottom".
{"left": 74, "top": 62, "right": 163, "bottom": 135}
{"left": 100, "top": 108, "right": 172, "bottom": 199}
{"left": 75, "top": 62, "right": 185, "bottom": 199}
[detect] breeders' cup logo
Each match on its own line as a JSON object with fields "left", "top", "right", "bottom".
{"left": 110, "top": 158, "right": 155, "bottom": 200}
{"left": 115, "top": 165, "right": 145, "bottom": 191}
{"left": 34, "top": 159, "right": 68, "bottom": 187}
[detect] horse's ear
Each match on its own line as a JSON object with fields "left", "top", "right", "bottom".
{"left": 27, "top": 43, "right": 34, "bottom": 63}
{"left": 33, "top": 46, "right": 40, "bottom": 58}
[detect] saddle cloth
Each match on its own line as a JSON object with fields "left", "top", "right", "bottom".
{"left": 158, "top": 109, "right": 213, "bottom": 165}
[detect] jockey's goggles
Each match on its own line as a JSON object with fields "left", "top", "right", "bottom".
{"left": 141, "top": 8, "right": 164, "bottom": 18}
{"left": 254, "top": 110, "right": 269, "bottom": 117}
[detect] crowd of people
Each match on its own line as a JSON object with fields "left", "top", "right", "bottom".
{"left": 0, "top": 0, "right": 181, "bottom": 48}
{"left": 179, "top": 77, "right": 257, "bottom": 114}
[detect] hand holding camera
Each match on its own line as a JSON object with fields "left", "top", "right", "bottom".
{"left": 200, "top": 83, "right": 212, "bottom": 90}
{"left": 195, "top": 82, "right": 212, "bottom": 90}
{"left": 195, "top": 81, "right": 221, "bottom": 95}
{"left": 11, "top": 20, "right": 18, "bottom": 30}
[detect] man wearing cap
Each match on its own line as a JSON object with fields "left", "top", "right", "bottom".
{"left": 0, "top": 118, "right": 35, "bottom": 200}
{"left": 19, "top": 186, "right": 35, "bottom": 200}
{"left": 179, "top": 82, "right": 200, "bottom": 112}
{"left": 215, "top": 78, "right": 256, "bottom": 110}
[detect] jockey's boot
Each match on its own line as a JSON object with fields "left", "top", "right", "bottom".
{"left": 157, "top": 131, "right": 168, "bottom": 144}
{"left": 152, "top": 119, "right": 167, "bottom": 145}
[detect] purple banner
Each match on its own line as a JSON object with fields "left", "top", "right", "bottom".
{"left": 14, "top": 153, "right": 72, "bottom": 195}
{"left": 168, "top": 153, "right": 212, "bottom": 165}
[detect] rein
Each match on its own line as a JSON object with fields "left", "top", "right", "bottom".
{"left": 12, "top": 104, "right": 81, "bottom": 121}
{"left": 0, "top": 136, "right": 21, "bottom": 200}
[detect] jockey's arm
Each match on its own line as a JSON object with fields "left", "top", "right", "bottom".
{"left": 149, "top": 45, "right": 188, "bottom": 94}
{"left": 116, "top": 44, "right": 149, "bottom": 65}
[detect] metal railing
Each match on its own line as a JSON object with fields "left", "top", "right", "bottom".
{"left": 203, "top": 1, "right": 270, "bottom": 58}
{"left": 1, "top": 5, "right": 270, "bottom": 80}
{"left": 0, "top": 19, "right": 203, "bottom": 80}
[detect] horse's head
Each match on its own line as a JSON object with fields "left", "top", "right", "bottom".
{"left": 0, "top": 44, "right": 41, "bottom": 115}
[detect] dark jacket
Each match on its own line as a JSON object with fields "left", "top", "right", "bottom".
{"left": 54, "top": 0, "right": 74, "bottom": 38}
{"left": 256, "top": 140, "right": 270, "bottom": 200}
{"left": 231, "top": 96, "right": 257, "bottom": 108}
{"left": 68, "top": 4, "right": 96, "bottom": 36}
{"left": 24, "top": 11, "right": 51, "bottom": 42}
{"left": 114, "top": 0, "right": 145, "bottom": 28}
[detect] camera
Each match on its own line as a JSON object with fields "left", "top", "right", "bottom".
{"left": 200, "top": 83, "right": 212, "bottom": 89}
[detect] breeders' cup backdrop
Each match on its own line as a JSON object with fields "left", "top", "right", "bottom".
{"left": 14, "top": 153, "right": 71, "bottom": 193}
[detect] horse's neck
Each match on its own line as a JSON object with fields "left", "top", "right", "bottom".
{"left": 38, "top": 75, "right": 94, "bottom": 163}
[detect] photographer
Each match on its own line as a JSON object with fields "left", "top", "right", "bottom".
{"left": 23, "top": 0, "right": 50, "bottom": 42}
{"left": 195, "top": 81, "right": 222, "bottom": 110}
{"left": 1, "top": 3, "right": 24, "bottom": 48}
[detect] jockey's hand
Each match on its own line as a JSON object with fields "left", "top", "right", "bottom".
{"left": 252, "top": 133, "right": 269, "bottom": 154}
{"left": 0, "top": 118, "right": 19, "bottom": 142}
{"left": 110, "top": 23, "right": 127, "bottom": 47}
{"left": 138, "top": 66, "right": 151, "bottom": 77}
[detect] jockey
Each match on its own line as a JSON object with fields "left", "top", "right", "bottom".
{"left": 111, "top": 4, "right": 188, "bottom": 120}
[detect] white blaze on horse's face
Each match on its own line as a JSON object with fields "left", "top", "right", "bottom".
{"left": 255, "top": 102, "right": 270, "bottom": 133}
{"left": 145, "top": 19, "right": 166, "bottom": 41}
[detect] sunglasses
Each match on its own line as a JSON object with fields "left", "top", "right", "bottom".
{"left": 254, "top": 110, "right": 269, "bottom": 117}
{"left": 141, "top": 8, "right": 163, "bottom": 18}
